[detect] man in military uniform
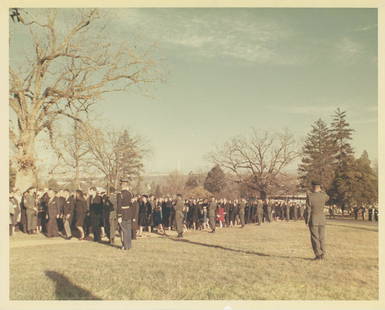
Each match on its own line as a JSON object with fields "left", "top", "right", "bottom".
{"left": 239, "top": 198, "right": 246, "bottom": 228}
{"left": 256, "top": 199, "right": 264, "bottom": 225}
{"left": 306, "top": 181, "right": 329, "bottom": 260}
{"left": 117, "top": 179, "right": 133, "bottom": 250}
{"left": 174, "top": 194, "right": 185, "bottom": 238}
{"left": 208, "top": 197, "right": 217, "bottom": 233}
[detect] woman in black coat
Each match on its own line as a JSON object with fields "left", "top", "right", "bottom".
{"left": 138, "top": 196, "right": 148, "bottom": 236}
{"left": 46, "top": 190, "right": 59, "bottom": 238}
{"left": 74, "top": 190, "right": 87, "bottom": 240}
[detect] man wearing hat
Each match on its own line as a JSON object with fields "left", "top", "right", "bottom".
{"left": 117, "top": 179, "right": 133, "bottom": 250}
{"left": 306, "top": 180, "right": 329, "bottom": 260}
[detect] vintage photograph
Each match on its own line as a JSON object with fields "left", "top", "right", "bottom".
{"left": 8, "top": 5, "right": 378, "bottom": 302}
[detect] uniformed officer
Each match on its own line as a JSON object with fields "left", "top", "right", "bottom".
{"left": 174, "top": 194, "right": 185, "bottom": 238}
{"left": 239, "top": 199, "right": 246, "bottom": 228}
{"left": 208, "top": 197, "right": 217, "bottom": 233}
{"left": 117, "top": 179, "right": 133, "bottom": 250}
{"left": 256, "top": 199, "right": 263, "bottom": 225}
{"left": 306, "top": 181, "right": 329, "bottom": 260}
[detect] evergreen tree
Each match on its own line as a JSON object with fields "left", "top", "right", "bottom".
{"left": 115, "top": 129, "right": 144, "bottom": 185}
{"left": 185, "top": 171, "right": 199, "bottom": 190}
{"left": 328, "top": 108, "right": 356, "bottom": 208}
{"left": 298, "top": 119, "right": 336, "bottom": 192}
{"left": 351, "top": 151, "right": 378, "bottom": 207}
{"left": 204, "top": 165, "right": 226, "bottom": 194}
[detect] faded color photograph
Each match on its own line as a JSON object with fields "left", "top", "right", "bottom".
{"left": 9, "top": 7, "right": 378, "bottom": 300}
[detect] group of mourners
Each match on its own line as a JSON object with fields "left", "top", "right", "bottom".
{"left": 8, "top": 179, "right": 378, "bottom": 254}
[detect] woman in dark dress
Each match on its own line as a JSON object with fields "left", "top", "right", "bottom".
{"left": 161, "top": 198, "right": 170, "bottom": 229}
{"left": 46, "top": 189, "right": 59, "bottom": 238}
{"left": 138, "top": 195, "right": 148, "bottom": 236}
{"left": 74, "top": 190, "right": 87, "bottom": 240}
{"left": 152, "top": 199, "right": 164, "bottom": 234}
{"left": 190, "top": 200, "right": 199, "bottom": 230}
{"left": 146, "top": 197, "right": 154, "bottom": 233}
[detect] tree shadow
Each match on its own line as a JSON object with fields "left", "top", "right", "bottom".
{"left": 45, "top": 270, "right": 102, "bottom": 300}
{"left": 165, "top": 236, "right": 313, "bottom": 261}
{"left": 326, "top": 222, "right": 378, "bottom": 232}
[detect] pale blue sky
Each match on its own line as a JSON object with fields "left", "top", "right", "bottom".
{"left": 10, "top": 8, "right": 378, "bottom": 175}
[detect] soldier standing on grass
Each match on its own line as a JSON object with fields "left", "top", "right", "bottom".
{"left": 117, "top": 179, "right": 133, "bottom": 251}
{"left": 256, "top": 199, "right": 264, "bottom": 225}
{"left": 175, "top": 194, "right": 185, "bottom": 238}
{"left": 208, "top": 197, "right": 217, "bottom": 233}
{"left": 306, "top": 180, "right": 329, "bottom": 260}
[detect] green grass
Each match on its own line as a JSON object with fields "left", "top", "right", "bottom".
{"left": 10, "top": 218, "right": 378, "bottom": 300}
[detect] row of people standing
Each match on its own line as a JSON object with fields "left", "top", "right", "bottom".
{"left": 9, "top": 187, "right": 309, "bottom": 238}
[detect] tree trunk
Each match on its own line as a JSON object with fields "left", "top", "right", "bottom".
{"left": 14, "top": 130, "right": 37, "bottom": 193}
{"left": 75, "top": 161, "right": 80, "bottom": 190}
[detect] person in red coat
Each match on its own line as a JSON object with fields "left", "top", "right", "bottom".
{"left": 216, "top": 204, "right": 225, "bottom": 228}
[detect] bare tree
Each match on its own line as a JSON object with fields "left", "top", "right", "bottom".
{"left": 161, "top": 171, "right": 187, "bottom": 196}
{"left": 56, "top": 115, "right": 93, "bottom": 189}
{"left": 83, "top": 124, "right": 148, "bottom": 191}
{"left": 208, "top": 128, "right": 299, "bottom": 197}
{"left": 9, "top": 8, "right": 162, "bottom": 191}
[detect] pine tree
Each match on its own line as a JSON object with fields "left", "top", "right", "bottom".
{"left": 115, "top": 129, "right": 144, "bottom": 185}
{"left": 204, "top": 165, "right": 226, "bottom": 194}
{"left": 351, "top": 151, "right": 378, "bottom": 207}
{"left": 329, "top": 108, "right": 356, "bottom": 208}
{"left": 298, "top": 118, "right": 336, "bottom": 191}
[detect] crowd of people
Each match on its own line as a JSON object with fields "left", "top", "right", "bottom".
{"left": 9, "top": 183, "right": 378, "bottom": 250}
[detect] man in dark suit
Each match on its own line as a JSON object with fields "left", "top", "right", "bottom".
{"left": 105, "top": 187, "right": 118, "bottom": 245}
{"left": 306, "top": 181, "right": 329, "bottom": 260}
{"left": 88, "top": 187, "right": 103, "bottom": 242}
{"left": 239, "top": 199, "right": 246, "bottom": 228}
{"left": 117, "top": 179, "right": 133, "bottom": 250}
{"left": 24, "top": 187, "right": 37, "bottom": 234}
{"left": 56, "top": 190, "right": 66, "bottom": 234}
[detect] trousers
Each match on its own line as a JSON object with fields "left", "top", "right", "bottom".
{"left": 26, "top": 209, "right": 37, "bottom": 231}
{"left": 64, "top": 217, "right": 72, "bottom": 237}
{"left": 239, "top": 212, "right": 245, "bottom": 226}
{"left": 309, "top": 225, "right": 326, "bottom": 257}
{"left": 120, "top": 220, "right": 132, "bottom": 250}
{"left": 109, "top": 211, "right": 117, "bottom": 241}
{"left": 209, "top": 216, "right": 216, "bottom": 231}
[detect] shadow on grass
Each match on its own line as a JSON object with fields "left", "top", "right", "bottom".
{"left": 327, "top": 222, "right": 378, "bottom": 232}
{"left": 165, "top": 236, "right": 313, "bottom": 261}
{"left": 45, "top": 270, "right": 102, "bottom": 300}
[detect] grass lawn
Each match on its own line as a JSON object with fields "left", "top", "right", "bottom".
{"left": 9, "top": 218, "right": 378, "bottom": 300}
